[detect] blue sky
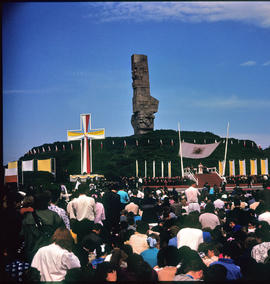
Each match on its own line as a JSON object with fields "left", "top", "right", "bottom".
{"left": 3, "top": 2, "right": 270, "bottom": 165}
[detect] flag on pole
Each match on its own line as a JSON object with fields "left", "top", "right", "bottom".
{"left": 42, "top": 147, "right": 45, "bottom": 152}
{"left": 171, "top": 139, "right": 174, "bottom": 147}
{"left": 180, "top": 141, "right": 220, "bottom": 159}
{"left": 48, "top": 146, "right": 51, "bottom": 151}
{"left": 124, "top": 140, "right": 127, "bottom": 148}
{"left": 136, "top": 140, "right": 138, "bottom": 147}
{"left": 168, "top": 161, "right": 172, "bottom": 178}
{"left": 239, "top": 160, "right": 246, "bottom": 176}
{"left": 55, "top": 145, "right": 58, "bottom": 152}
{"left": 244, "top": 141, "right": 246, "bottom": 147}
{"left": 5, "top": 161, "right": 18, "bottom": 183}
{"left": 33, "top": 149, "right": 36, "bottom": 154}
{"left": 250, "top": 159, "right": 257, "bottom": 175}
{"left": 63, "top": 144, "right": 65, "bottom": 151}
{"left": 112, "top": 140, "right": 114, "bottom": 145}
{"left": 22, "top": 160, "right": 34, "bottom": 171}
{"left": 70, "top": 144, "right": 73, "bottom": 151}
{"left": 38, "top": 159, "right": 52, "bottom": 173}
{"left": 218, "top": 160, "right": 224, "bottom": 176}
{"left": 37, "top": 148, "right": 40, "bottom": 154}
{"left": 261, "top": 159, "right": 268, "bottom": 175}
{"left": 160, "top": 139, "right": 163, "bottom": 146}
{"left": 229, "top": 160, "right": 235, "bottom": 176}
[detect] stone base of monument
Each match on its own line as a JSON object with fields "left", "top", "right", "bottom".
{"left": 69, "top": 174, "right": 104, "bottom": 182}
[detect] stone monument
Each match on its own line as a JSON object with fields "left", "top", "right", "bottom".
{"left": 131, "top": 54, "right": 159, "bottom": 135}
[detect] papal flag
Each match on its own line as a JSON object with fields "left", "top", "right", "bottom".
{"left": 38, "top": 158, "right": 52, "bottom": 173}
{"left": 22, "top": 160, "right": 34, "bottom": 171}
{"left": 250, "top": 159, "right": 257, "bottom": 175}
{"left": 219, "top": 160, "right": 225, "bottom": 176}
{"left": 239, "top": 160, "right": 246, "bottom": 176}
{"left": 229, "top": 160, "right": 235, "bottom": 176}
{"left": 261, "top": 158, "right": 269, "bottom": 175}
{"left": 5, "top": 161, "right": 18, "bottom": 183}
{"left": 180, "top": 141, "right": 220, "bottom": 159}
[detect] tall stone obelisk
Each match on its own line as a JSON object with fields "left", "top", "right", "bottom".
{"left": 131, "top": 54, "right": 159, "bottom": 135}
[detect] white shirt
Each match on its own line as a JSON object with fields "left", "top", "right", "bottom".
{"left": 213, "top": 199, "right": 225, "bottom": 209}
{"left": 67, "top": 198, "right": 77, "bottom": 219}
{"left": 72, "top": 194, "right": 96, "bottom": 221}
{"left": 185, "top": 186, "right": 200, "bottom": 203}
{"left": 258, "top": 211, "right": 270, "bottom": 225}
{"left": 177, "top": 227, "right": 204, "bottom": 251}
{"left": 31, "top": 243, "right": 80, "bottom": 282}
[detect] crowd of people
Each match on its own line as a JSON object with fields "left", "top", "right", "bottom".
{"left": 1, "top": 176, "right": 270, "bottom": 282}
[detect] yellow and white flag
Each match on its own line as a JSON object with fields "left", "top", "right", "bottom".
{"left": 250, "top": 159, "right": 257, "bottom": 175}
{"left": 218, "top": 160, "right": 224, "bottom": 176}
{"left": 239, "top": 160, "right": 246, "bottom": 176}
{"left": 229, "top": 160, "right": 235, "bottom": 176}
{"left": 261, "top": 159, "right": 268, "bottom": 175}
{"left": 37, "top": 159, "right": 52, "bottom": 173}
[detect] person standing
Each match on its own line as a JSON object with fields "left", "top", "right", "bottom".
{"left": 117, "top": 187, "right": 130, "bottom": 211}
{"left": 71, "top": 183, "right": 96, "bottom": 222}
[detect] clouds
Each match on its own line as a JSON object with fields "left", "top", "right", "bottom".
{"left": 84, "top": 2, "right": 270, "bottom": 28}
{"left": 192, "top": 95, "right": 270, "bottom": 109}
{"left": 240, "top": 60, "right": 270, "bottom": 66}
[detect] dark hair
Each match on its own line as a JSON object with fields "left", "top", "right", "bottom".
{"left": 157, "top": 246, "right": 180, "bottom": 267}
{"left": 52, "top": 227, "right": 74, "bottom": 252}
{"left": 34, "top": 191, "right": 51, "bottom": 209}
{"left": 205, "top": 202, "right": 215, "bottom": 213}
{"left": 204, "top": 264, "right": 227, "bottom": 281}
{"left": 136, "top": 221, "right": 149, "bottom": 234}
{"left": 78, "top": 183, "right": 88, "bottom": 194}
{"left": 180, "top": 250, "right": 205, "bottom": 273}
{"left": 94, "top": 262, "right": 116, "bottom": 281}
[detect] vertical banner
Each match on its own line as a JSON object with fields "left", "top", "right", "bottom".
{"left": 229, "top": 160, "right": 235, "bottom": 176}
{"left": 22, "top": 160, "right": 34, "bottom": 171}
{"left": 161, "top": 161, "right": 164, "bottom": 178}
{"left": 135, "top": 160, "right": 138, "bottom": 177}
{"left": 145, "top": 160, "right": 147, "bottom": 178}
{"left": 250, "top": 159, "right": 257, "bottom": 175}
{"left": 5, "top": 161, "right": 18, "bottom": 183}
{"left": 37, "top": 159, "right": 52, "bottom": 172}
{"left": 218, "top": 160, "right": 224, "bottom": 176}
{"left": 168, "top": 161, "right": 171, "bottom": 178}
{"left": 261, "top": 158, "right": 269, "bottom": 175}
{"left": 239, "top": 160, "right": 246, "bottom": 176}
{"left": 153, "top": 160, "right": 156, "bottom": 178}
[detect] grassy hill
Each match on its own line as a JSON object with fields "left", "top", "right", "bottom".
{"left": 19, "top": 129, "right": 270, "bottom": 185}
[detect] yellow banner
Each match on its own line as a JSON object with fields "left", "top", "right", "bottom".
{"left": 261, "top": 159, "right": 268, "bottom": 175}
{"left": 250, "top": 159, "right": 257, "bottom": 175}
{"left": 37, "top": 159, "right": 51, "bottom": 172}
{"left": 219, "top": 161, "right": 223, "bottom": 176}
{"left": 68, "top": 131, "right": 83, "bottom": 137}
{"left": 87, "top": 130, "right": 105, "bottom": 136}
{"left": 8, "top": 161, "right": 18, "bottom": 169}
{"left": 239, "top": 160, "right": 246, "bottom": 176}
{"left": 229, "top": 160, "right": 235, "bottom": 176}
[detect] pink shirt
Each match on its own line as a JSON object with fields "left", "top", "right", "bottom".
{"left": 94, "top": 202, "right": 106, "bottom": 225}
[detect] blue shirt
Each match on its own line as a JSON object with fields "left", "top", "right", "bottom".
{"left": 168, "top": 237, "right": 177, "bottom": 247}
{"left": 140, "top": 248, "right": 159, "bottom": 268}
{"left": 117, "top": 190, "right": 129, "bottom": 204}
{"left": 210, "top": 258, "right": 242, "bottom": 280}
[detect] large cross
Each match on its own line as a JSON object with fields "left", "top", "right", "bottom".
{"left": 67, "top": 114, "right": 105, "bottom": 174}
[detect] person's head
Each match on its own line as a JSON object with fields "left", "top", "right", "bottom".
{"left": 52, "top": 227, "right": 74, "bottom": 252}
{"left": 157, "top": 246, "right": 180, "bottom": 267}
{"left": 95, "top": 262, "right": 117, "bottom": 282}
{"left": 204, "top": 202, "right": 215, "bottom": 214}
{"left": 136, "top": 221, "right": 149, "bottom": 234}
{"left": 204, "top": 264, "right": 227, "bottom": 281}
{"left": 47, "top": 184, "right": 61, "bottom": 203}
{"left": 221, "top": 240, "right": 241, "bottom": 260}
{"left": 22, "top": 195, "right": 34, "bottom": 208}
{"left": 180, "top": 250, "right": 205, "bottom": 279}
{"left": 78, "top": 183, "right": 88, "bottom": 195}
{"left": 34, "top": 190, "right": 51, "bottom": 210}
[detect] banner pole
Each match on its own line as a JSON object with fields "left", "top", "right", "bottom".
{"left": 223, "top": 122, "right": 230, "bottom": 177}
{"left": 178, "top": 122, "right": 184, "bottom": 178}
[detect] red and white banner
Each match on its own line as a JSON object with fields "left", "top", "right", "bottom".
{"left": 5, "top": 161, "right": 18, "bottom": 183}
{"left": 180, "top": 141, "right": 220, "bottom": 159}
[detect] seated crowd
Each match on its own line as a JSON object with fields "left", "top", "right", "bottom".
{"left": 1, "top": 178, "right": 270, "bottom": 282}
